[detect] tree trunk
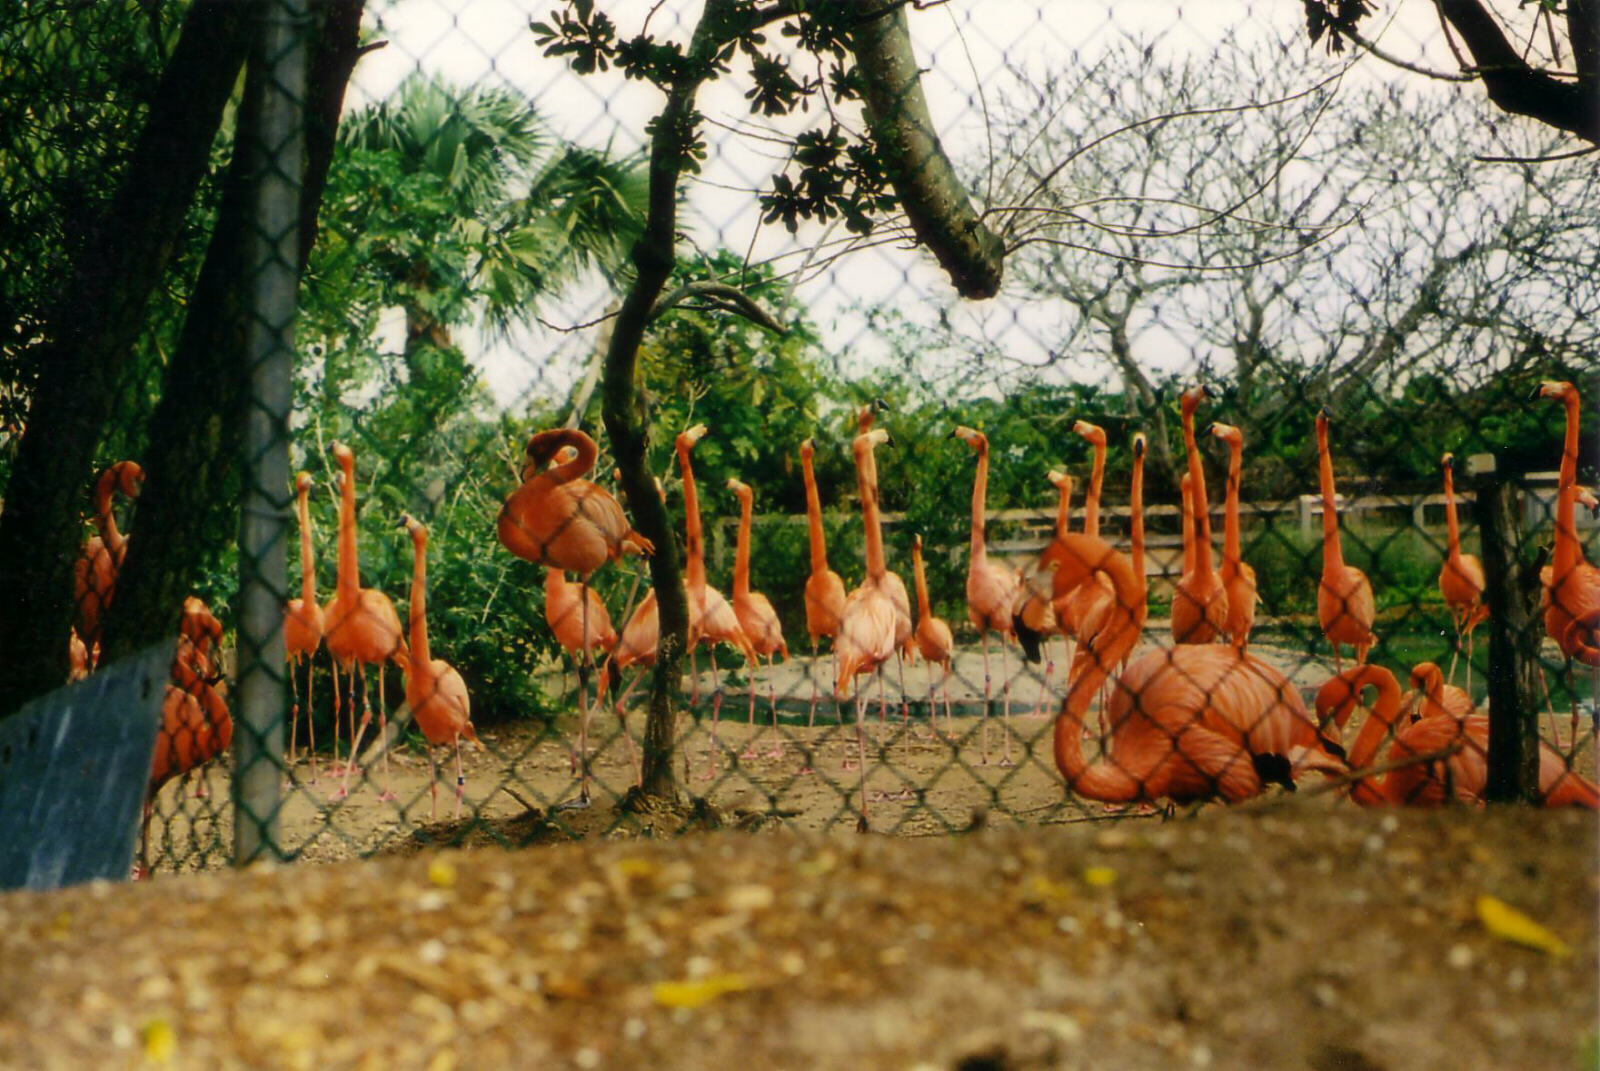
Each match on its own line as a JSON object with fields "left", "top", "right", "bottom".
{"left": 849, "top": 1, "right": 1005, "bottom": 299}
{"left": 0, "top": 1, "right": 253, "bottom": 718}
{"left": 102, "top": 2, "right": 368, "bottom": 666}
{"left": 1478, "top": 472, "right": 1541, "bottom": 803}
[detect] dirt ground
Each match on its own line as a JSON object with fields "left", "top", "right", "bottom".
{"left": 2, "top": 800, "right": 1596, "bottom": 1070}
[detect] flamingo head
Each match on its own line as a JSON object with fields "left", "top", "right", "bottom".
{"left": 677, "top": 424, "right": 708, "bottom": 450}
{"left": 857, "top": 398, "right": 890, "bottom": 431}
{"left": 800, "top": 437, "right": 814, "bottom": 462}
{"left": 1315, "top": 406, "right": 1332, "bottom": 436}
{"left": 1313, "top": 667, "right": 1370, "bottom": 730}
{"left": 1131, "top": 433, "right": 1147, "bottom": 461}
{"left": 113, "top": 461, "right": 145, "bottom": 498}
{"left": 1046, "top": 469, "right": 1071, "bottom": 491}
{"left": 1408, "top": 661, "right": 1444, "bottom": 700}
{"left": 951, "top": 425, "right": 985, "bottom": 451}
{"left": 1533, "top": 379, "right": 1575, "bottom": 402}
{"left": 1578, "top": 484, "right": 1600, "bottom": 518}
{"left": 1070, "top": 420, "right": 1106, "bottom": 448}
{"left": 1179, "top": 384, "right": 1209, "bottom": 418}
{"left": 1440, "top": 451, "right": 1455, "bottom": 471}
{"left": 397, "top": 513, "right": 427, "bottom": 544}
{"left": 549, "top": 445, "right": 580, "bottom": 468}
{"left": 913, "top": 532, "right": 923, "bottom": 552}
{"left": 294, "top": 470, "right": 314, "bottom": 495}
{"left": 854, "top": 427, "right": 891, "bottom": 463}
{"left": 726, "top": 477, "right": 751, "bottom": 502}
{"left": 331, "top": 441, "right": 354, "bottom": 471}
{"left": 1206, "top": 422, "right": 1242, "bottom": 448}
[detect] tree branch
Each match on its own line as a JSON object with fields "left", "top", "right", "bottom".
{"left": 650, "top": 281, "right": 787, "bottom": 334}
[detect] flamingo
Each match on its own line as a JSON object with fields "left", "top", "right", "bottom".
{"left": 1319, "top": 664, "right": 1597, "bottom": 809}
{"left": 284, "top": 471, "right": 325, "bottom": 781}
{"left": 172, "top": 595, "right": 225, "bottom": 799}
{"left": 834, "top": 427, "right": 899, "bottom": 819}
{"left": 325, "top": 442, "right": 407, "bottom": 803}
{"left": 398, "top": 515, "right": 477, "bottom": 821}
{"left": 855, "top": 401, "right": 915, "bottom": 719}
{"left": 1075, "top": 433, "right": 1151, "bottom": 737}
{"left": 142, "top": 657, "right": 232, "bottom": 875}
{"left": 1536, "top": 380, "right": 1600, "bottom": 743}
{"left": 545, "top": 567, "right": 618, "bottom": 795}
{"left": 1405, "top": 661, "right": 1475, "bottom": 723}
{"left": 499, "top": 427, "right": 652, "bottom": 802}
{"left": 1172, "top": 387, "right": 1228, "bottom": 645}
{"left": 912, "top": 533, "right": 955, "bottom": 733}
{"left": 674, "top": 425, "right": 756, "bottom": 779}
{"left": 1057, "top": 421, "right": 1113, "bottom": 650}
{"left": 951, "top": 425, "right": 1021, "bottom": 765}
{"left": 1032, "top": 532, "right": 1332, "bottom": 806}
{"left": 1207, "top": 422, "right": 1258, "bottom": 649}
{"left": 800, "top": 437, "right": 847, "bottom": 729}
{"left": 1435, "top": 452, "right": 1488, "bottom": 695}
{"left": 727, "top": 478, "right": 789, "bottom": 760}
{"left": 1314, "top": 407, "right": 1376, "bottom": 671}
{"left": 72, "top": 459, "right": 144, "bottom": 666}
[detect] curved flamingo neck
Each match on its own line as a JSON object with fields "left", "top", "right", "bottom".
{"left": 969, "top": 441, "right": 989, "bottom": 563}
{"left": 1084, "top": 439, "right": 1104, "bottom": 536}
{"left": 677, "top": 441, "right": 706, "bottom": 591}
{"left": 855, "top": 438, "right": 887, "bottom": 581}
{"left": 1316, "top": 419, "right": 1344, "bottom": 570}
{"left": 1553, "top": 479, "right": 1581, "bottom": 575}
{"left": 913, "top": 541, "right": 932, "bottom": 616}
{"left": 545, "top": 430, "right": 598, "bottom": 484}
{"left": 336, "top": 460, "right": 360, "bottom": 598}
{"left": 801, "top": 447, "right": 830, "bottom": 575}
{"left": 1222, "top": 439, "right": 1242, "bottom": 570}
{"left": 1343, "top": 666, "right": 1403, "bottom": 770}
{"left": 733, "top": 489, "right": 753, "bottom": 598}
{"left": 95, "top": 465, "right": 136, "bottom": 549}
{"left": 296, "top": 484, "right": 317, "bottom": 606}
{"left": 408, "top": 528, "right": 432, "bottom": 670}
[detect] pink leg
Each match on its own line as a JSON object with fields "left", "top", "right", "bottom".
{"left": 287, "top": 653, "right": 300, "bottom": 774}
{"left": 375, "top": 669, "right": 396, "bottom": 802}
{"left": 741, "top": 654, "right": 760, "bottom": 760}
{"left": 999, "top": 636, "right": 1015, "bottom": 766}
{"left": 333, "top": 664, "right": 371, "bottom": 801}
{"left": 304, "top": 654, "right": 319, "bottom": 783}
{"left": 855, "top": 689, "right": 869, "bottom": 823}
{"left": 700, "top": 648, "right": 723, "bottom": 780}
{"left": 454, "top": 736, "right": 466, "bottom": 821}
{"left": 766, "top": 657, "right": 783, "bottom": 759}
{"left": 979, "top": 631, "right": 992, "bottom": 765}
{"left": 427, "top": 744, "right": 439, "bottom": 822}
{"left": 896, "top": 649, "right": 910, "bottom": 723}
{"left": 807, "top": 637, "right": 820, "bottom": 729}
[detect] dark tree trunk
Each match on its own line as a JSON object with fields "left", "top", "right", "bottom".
{"left": 0, "top": 1, "right": 253, "bottom": 718}
{"left": 1478, "top": 473, "right": 1542, "bottom": 803}
{"left": 102, "top": 2, "right": 369, "bottom": 666}
{"left": 1436, "top": 0, "right": 1599, "bottom": 144}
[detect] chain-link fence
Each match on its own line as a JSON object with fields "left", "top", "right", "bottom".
{"left": 3, "top": 0, "right": 1597, "bottom": 877}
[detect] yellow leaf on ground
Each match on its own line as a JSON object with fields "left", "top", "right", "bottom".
{"left": 142, "top": 1018, "right": 176, "bottom": 1064}
{"left": 1083, "top": 866, "right": 1117, "bottom": 888}
{"left": 652, "top": 973, "right": 749, "bottom": 1008}
{"left": 1475, "top": 895, "right": 1572, "bottom": 958}
{"left": 427, "top": 859, "right": 458, "bottom": 889}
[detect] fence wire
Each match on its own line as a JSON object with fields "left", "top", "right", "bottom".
{"left": 3, "top": 0, "right": 1598, "bottom": 876}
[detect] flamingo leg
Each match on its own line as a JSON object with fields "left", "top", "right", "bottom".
{"left": 741, "top": 652, "right": 760, "bottom": 760}
{"left": 574, "top": 583, "right": 594, "bottom": 805}
{"left": 807, "top": 636, "right": 820, "bottom": 729}
{"left": 327, "top": 659, "right": 343, "bottom": 778}
{"left": 689, "top": 645, "right": 700, "bottom": 706}
{"left": 856, "top": 688, "right": 869, "bottom": 823}
{"left": 1445, "top": 608, "right": 1462, "bottom": 689}
{"left": 374, "top": 666, "right": 395, "bottom": 802}
{"left": 332, "top": 663, "right": 371, "bottom": 801}
{"left": 766, "top": 656, "right": 783, "bottom": 759}
{"left": 896, "top": 648, "right": 910, "bottom": 723}
{"left": 999, "top": 635, "right": 1015, "bottom": 767}
{"left": 979, "top": 630, "right": 992, "bottom": 765}
{"left": 287, "top": 653, "right": 300, "bottom": 774}
{"left": 700, "top": 647, "right": 722, "bottom": 781}
{"left": 304, "top": 653, "right": 319, "bottom": 784}
{"left": 454, "top": 735, "right": 466, "bottom": 821}
{"left": 427, "top": 743, "right": 439, "bottom": 823}
{"left": 942, "top": 661, "right": 954, "bottom": 732}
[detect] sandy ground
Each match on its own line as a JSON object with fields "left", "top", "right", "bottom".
{"left": 3, "top": 801, "right": 1595, "bottom": 1070}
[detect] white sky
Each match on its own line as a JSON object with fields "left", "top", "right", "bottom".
{"left": 346, "top": 0, "right": 1500, "bottom": 409}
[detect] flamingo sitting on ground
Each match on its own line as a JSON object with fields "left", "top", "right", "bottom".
{"left": 1405, "top": 661, "right": 1475, "bottom": 722}
{"left": 399, "top": 515, "right": 477, "bottom": 821}
{"left": 952, "top": 425, "right": 1020, "bottom": 765}
{"left": 285, "top": 471, "right": 325, "bottom": 781}
{"left": 1318, "top": 664, "right": 1597, "bottom": 809}
{"left": 1536, "top": 380, "right": 1600, "bottom": 744}
{"left": 1207, "top": 422, "right": 1258, "bottom": 649}
{"left": 800, "top": 437, "right": 846, "bottom": 729}
{"left": 912, "top": 533, "right": 955, "bottom": 733}
{"left": 142, "top": 657, "right": 232, "bottom": 875}
{"left": 1172, "top": 386, "right": 1228, "bottom": 645}
{"left": 835, "top": 427, "right": 899, "bottom": 819}
{"left": 1436, "top": 452, "right": 1488, "bottom": 694}
{"left": 727, "top": 478, "right": 789, "bottom": 760}
{"left": 1313, "top": 408, "right": 1376, "bottom": 671}
{"left": 73, "top": 459, "right": 144, "bottom": 667}
{"left": 1031, "top": 532, "right": 1331, "bottom": 806}
{"left": 326, "top": 442, "right": 408, "bottom": 803}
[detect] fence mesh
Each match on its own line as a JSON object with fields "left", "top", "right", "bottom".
{"left": 3, "top": 0, "right": 1597, "bottom": 876}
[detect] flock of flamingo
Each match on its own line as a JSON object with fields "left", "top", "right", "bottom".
{"left": 67, "top": 378, "right": 1598, "bottom": 845}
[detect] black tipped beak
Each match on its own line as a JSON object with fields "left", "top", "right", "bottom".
{"left": 947, "top": 428, "right": 959, "bottom": 439}
{"left": 1199, "top": 384, "right": 1212, "bottom": 399}
{"left": 1319, "top": 405, "right": 1332, "bottom": 419}
{"left": 1133, "top": 439, "right": 1145, "bottom": 459}
{"left": 1202, "top": 422, "right": 1216, "bottom": 437}
{"left": 883, "top": 432, "right": 895, "bottom": 447}
{"left": 1528, "top": 384, "right": 1542, "bottom": 401}
{"left": 397, "top": 514, "right": 410, "bottom": 529}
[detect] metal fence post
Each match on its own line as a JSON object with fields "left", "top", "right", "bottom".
{"left": 234, "top": 0, "right": 307, "bottom": 865}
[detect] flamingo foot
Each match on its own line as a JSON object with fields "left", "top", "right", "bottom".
{"left": 327, "top": 785, "right": 350, "bottom": 802}
{"left": 375, "top": 789, "right": 397, "bottom": 803}
{"left": 739, "top": 747, "right": 761, "bottom": 761}
{"left": 764, "top": 745, "right": 784, "bottom": 760}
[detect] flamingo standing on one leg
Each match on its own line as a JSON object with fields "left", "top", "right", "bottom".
{"left": 952, "top": 426, "right": 1020, "bottom": 766}
{"left": 325, "top": 442, "right": 408, "bottom": 803}
{"left": 1436, "top": 452, "right": 1488, "bottom": 695}
{"left": 498, "top": 427, "right": 653, "bottom": 803}
{"left": 674, "top": 425, "right": 756, "bottom": 779}
{"left": 284, "top": 471, "right": 325, "bottom": 782}
{"left": 727, "top": 478, "right": 789, "bottom": 760}
{"left": 1313, "top": 407, "right": 1376, "bottom": 672}
{"left": 1536, "top": 381, "right": 1600, "bottom": 746}
{"left": 1172, "top": 386, "right": 1228, "bottom": 645}
{"left": 835, "top": 427, "right": 899, "bottom": 820}
{"left": 545, "top": 567, "right": 618, "bottom": 791}
{"left": 72, "top": 460, "right": 144, "bottom": 668}
{"left": 1207, "top": 422, "right": 1257, "bottom": 649}
{"left": 912, "top": 533, "right": 955, "bottom": 734}
{"left": 799, "top": 437, "right": 846, "bottom": 732}
{"left": 398, "top": 515, "right": 477, "bottom": 821}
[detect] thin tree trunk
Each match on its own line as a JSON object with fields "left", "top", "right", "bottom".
{"left": 102, "top": 2, "right": 369, "bottom": 666}
{"left": 0, "top": 1, "right": 253, "bottom": 718}
{"left": 1478, "top": 473, "right": 1541, "bottom": 802}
